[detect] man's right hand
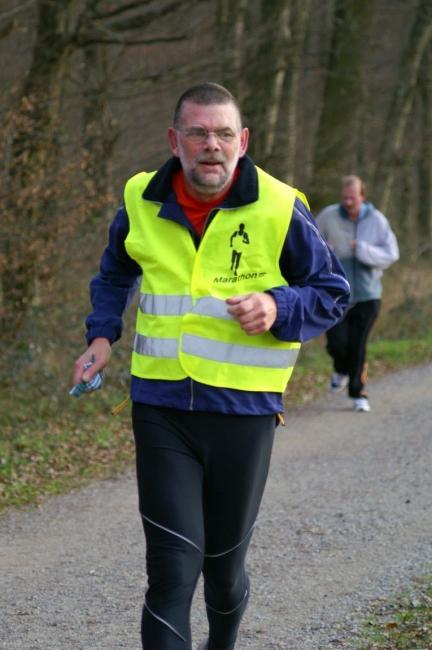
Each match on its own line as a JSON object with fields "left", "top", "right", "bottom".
{"left": 73, "top": 337, "right": 112, "bottom": 385}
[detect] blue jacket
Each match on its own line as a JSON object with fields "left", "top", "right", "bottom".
{"left": 86, "top": 156, "right": 350, "bottom": 414}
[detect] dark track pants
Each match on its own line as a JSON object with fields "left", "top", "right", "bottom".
{"left": 132, "top": 403, "right": 276, "bottom": 650}
{"left": 325, "top": 299, "right": 381, "bottom": 398}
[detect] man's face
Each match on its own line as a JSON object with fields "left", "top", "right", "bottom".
{"left": 341, "top": 181, "right": 364, "bottom": 220}
{"left": 168, "top": 101, "right": 249, "bottom": 201}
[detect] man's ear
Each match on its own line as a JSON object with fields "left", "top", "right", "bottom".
{"left": 239, "top": 127, "right": 249, "bottom": 157}
{"left": 168, "top": 127, "right": 179, "bottom": 156}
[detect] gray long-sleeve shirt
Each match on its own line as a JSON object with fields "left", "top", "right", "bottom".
{"left": 316, "top": 202, "right": 399, "bottom": 302}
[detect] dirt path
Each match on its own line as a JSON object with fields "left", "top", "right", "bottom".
{"left": 1, "top": 364, "right": 431, "bottom": 649}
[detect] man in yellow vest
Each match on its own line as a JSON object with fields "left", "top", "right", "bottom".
{"left": 73, "top": 82, "right": 349, "bottom": 650}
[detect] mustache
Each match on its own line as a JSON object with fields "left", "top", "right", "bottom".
{"left": 196, "top": 156, "right": 225, "bottom": 163}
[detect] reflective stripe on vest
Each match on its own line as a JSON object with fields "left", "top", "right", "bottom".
{"left": 139, "top": 293, "right": 193, "bottom": 316}
{"left": 182, "top": 334, "right": 299, "bottom": 368}
{"left": 139, "top": 293, "right": 233, "bottom": 320}
{"left": 134, "top": 333, "right": 178, "bottom": 358}
{"left": 133, "top": 331, "right": 300, "bottom": 369}
{"left": 124, "top": 166, "right": 305, "bottom": 392}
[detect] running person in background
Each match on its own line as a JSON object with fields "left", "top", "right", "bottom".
{"left": 316, "top": 175, "right": 399, "bottom": 412}
{"left": 73, "top": 82, "right": 349, "bottom": 650}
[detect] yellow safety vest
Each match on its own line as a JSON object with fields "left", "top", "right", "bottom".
{"left": 124, "top": 166, "right": 304, "bottom": 392}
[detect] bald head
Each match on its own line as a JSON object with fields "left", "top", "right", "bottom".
{"left": 173, "top": 82, "right": 243, "bottom": 129}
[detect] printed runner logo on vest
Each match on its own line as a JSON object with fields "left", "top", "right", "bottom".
{"left": 230, "top": 223, "right": 249, "bottom": 275}
{"left": 213, "top": 222, "right": 267, "bottom": 285}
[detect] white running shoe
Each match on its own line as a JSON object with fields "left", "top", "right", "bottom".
{"left": 329, "top": 372, "right": 349, "bottom": 393}
{"left": 353, "top": 397, "right": 371, "bottom": 412}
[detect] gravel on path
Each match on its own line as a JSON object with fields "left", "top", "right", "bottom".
{"left": 1, "top": 364, "right": 431, "bottom": 650}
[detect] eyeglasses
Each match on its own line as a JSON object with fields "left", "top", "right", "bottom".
{"left": 176, "top": 127, "right": 237, "bottom": 143}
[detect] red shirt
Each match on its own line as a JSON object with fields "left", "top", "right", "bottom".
{"left": 172, "top": 169, "right": 238, "bottom": 236}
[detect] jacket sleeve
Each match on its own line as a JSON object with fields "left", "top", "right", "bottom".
{"left": 268, "top": 198, "right": 350, "bottom": 342}
{"left": 355, "top": 213, "right": 399, "bottom": 269}
{"left": 85, "top": 206, "right": 142, "bottom": 345}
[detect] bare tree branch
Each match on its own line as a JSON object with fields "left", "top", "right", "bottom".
{"left": 76, "top": 32, "right": 186, "bottom": 47}
{"left": 0, "top": 0, "right": 36, "bottom": 23}
{"left": 94, "top": 0, "right": 185, "bottom": 32}
{"left": 91, "top": 0, "right": 155, "bottom": 21}
{"left": 74, "top": 0, "right": 198, "bottom": 49}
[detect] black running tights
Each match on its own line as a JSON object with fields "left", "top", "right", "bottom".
{"left": 132, "top": 403, "right": 276, "bottom": 650}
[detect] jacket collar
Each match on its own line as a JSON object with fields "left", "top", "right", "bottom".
{"left": 142, "top": 155, "right": 259, "bottom": 208}
{"left": 339, "top": 201, "right": 373, "bottom": 221}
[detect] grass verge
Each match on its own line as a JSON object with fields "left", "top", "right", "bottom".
{"left": 0, "top": 387, "right": 135, "bottom": 511}
{"left": 354, "top": 575, "right": 432, "bottom": 649}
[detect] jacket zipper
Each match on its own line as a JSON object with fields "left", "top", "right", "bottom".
{"left": 352, "top": 219, "right": 358, "bottom": 299}
{"left": 188, "top": 205, "right": 233, "bottom": 409}
{"left": 189, "top": 378, "right": 194, "bottom": 410}
{"left": 200, "top": 207, "right": 220, "bottom": 242}
{"left": 187, "top": 210, "right": 216, "bottom": 411}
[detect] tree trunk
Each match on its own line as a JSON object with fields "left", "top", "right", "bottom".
{"left": 310, "top": 0, "right": 375, "bottom": 210}
{"left": 417, "top": 43, "right": 432, "bottom": 259}
{"left": 242, "top": 0, "right": 293, "bottom": 168}
{"left": 81, "top": 44, "right": 120, "bottom": 223}
{"left": 216, "top": 0, "right": 250, "bottom": 102}
{"left": 2, "top": 0, "right": 76, "bottom": 338}
{"left": 373, "top": 0, "right": 432, "bottom": 214}
{"left": 271, "top": 0, "right": 312, "bottom": 184}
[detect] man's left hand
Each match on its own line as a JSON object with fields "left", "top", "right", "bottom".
{"left": 226, "top": 293, "right": 277, "bottom": 335}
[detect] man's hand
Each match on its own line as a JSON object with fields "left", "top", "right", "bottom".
{"left": 226, "top": 293, "right": 277, "bottom": 335}
{"left": 73, "top": 337, "right": 112, "bottom": 385}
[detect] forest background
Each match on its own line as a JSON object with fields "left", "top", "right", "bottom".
{"left": 0, "top": 0, "right": 432, "bottom": 509}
